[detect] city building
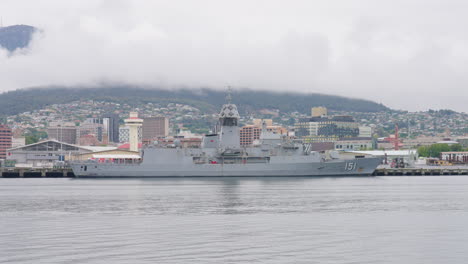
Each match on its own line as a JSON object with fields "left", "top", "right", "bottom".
{"left": 358, "top": 126, "right": 372, "bottom": 138}
{"left": 335, "top": 137, "right": 373, "bottom": 151}
{"left": 76, "top": 116, "right": 120, "bottom": 144}
{"left": 78, "top": 134, "right": 101, "bottom": 146}
{"left": 142, "top": 116, "right": 169, "bottom": 141}
{"left": 6, "top": 140, "right": 93, "bottom": 168}
{"left": 0, "top": 124, "right": 12, "bottom": 160}
{"left": 47, "top": 123, "right": 78, "bottom": 144}
{"left": 403, "top": 136, "right": 445, "bottom": 148}
{"left": 295, "top": 115, "right": 359, "bottom": 143}
{"left": 311, "top": 107, "right": 328, "bottom": 117}
{"left": 79, "top": 118, "right": 106, "bottom": 143}
{"left": 440, "top": 151, "right": 468, "bottom": 164}
{"left": 377, "top": 135, "right": 404, "bottom": 150}
{"left": 240, "top": 125, "right": 262, "bottom": 146}
{"left": 6, "top": 139, "right": 117, "bottom": 168}
{"left": 240, "top": 124, "right": 288, "bottom": 146}
{"left": 310, "top": 142, "right": 335, "bottom": 151}
{"left": 102, "top": 114, "right": 120, "bottom": 143}
{"left": 11, "top": 137, "right": 26, "bottom": 148}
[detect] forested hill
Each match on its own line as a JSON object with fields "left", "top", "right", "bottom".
{"left": 0, "top": 86, "right": 389, "bottom": 116}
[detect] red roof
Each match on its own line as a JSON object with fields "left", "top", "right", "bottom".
{"left": 118, "top": 143, "right": 143, "bottom": 149}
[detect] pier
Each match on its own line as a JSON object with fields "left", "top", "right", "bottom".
{"left": 373, "top": 167, "right": 468, "bottom": 176}
{"left": 1, "top": 167, "right": 468, "bottom": 177}
{"left": 0, "top": 168, "right": 74, "bottom": 178}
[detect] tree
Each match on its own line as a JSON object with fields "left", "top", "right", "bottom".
{"left": 23, "top": 128, "right": 48, "bottom": 145}
{"left": 450, "top": 144, "right": 463, "bottom": 152}
{"left": 418, "top": 143, "right": 452, "bottom": 158}
{"left": 25, "top": 135, "right": 39, "bottom": 145}
{"left": 417, "top": 146, "right": 429, "bottom": 157}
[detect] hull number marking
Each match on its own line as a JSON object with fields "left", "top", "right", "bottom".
{"left": 345, "top": 162, "right": 356, "bottom": 171}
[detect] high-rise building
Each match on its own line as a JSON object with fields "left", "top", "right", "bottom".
{"left": 142, "top": 117, "right": 169, "bottom": 141}
{"left": 240, "top": 125, "right": 262, "bottom": 146}
{"left": 78, "top": 118, "right": 105, "bottom": 143}
{"left": 0, "top": 124, "right": 12, "bottom": 159}
{"left": 240, "top": 124, "right": 288, "bottom": 146}
{"left": 78, "top": 117, "right": 119, "bottom": 143}
{"left": 295, "top": 115, "right": 359, "bottom": 142}
{"left": 47, "top": 124, "right": 78, "bottom": 145}
{"left": 102, "top": 114, "right": 120, "bottom": 143}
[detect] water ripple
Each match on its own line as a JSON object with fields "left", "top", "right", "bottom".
{"left": 1, "top": 177, "right": 468, "bottom": 263}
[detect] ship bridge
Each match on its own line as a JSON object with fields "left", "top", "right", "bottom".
{"left": 218, "top": 89, "right": 241, "bottom": 149}
{"left": 219, "top": 103, "right": 240, "bottom": 126}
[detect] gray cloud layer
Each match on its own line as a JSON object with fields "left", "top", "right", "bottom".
{"left": 1, "top": 0, "right": 467, "bottom": 112}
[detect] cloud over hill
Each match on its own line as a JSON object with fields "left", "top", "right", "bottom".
{"left": 0, "top": 0, "right": 467, "bottom": 112}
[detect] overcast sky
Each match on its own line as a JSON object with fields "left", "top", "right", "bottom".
{"left": 1, "top": 0, "right": 467, "bottom": 112}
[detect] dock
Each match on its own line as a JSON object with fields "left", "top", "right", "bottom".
{"left": 1, "top": 167, "right": 468, "bottom": 177}
{"left": 373, "top": 166, "right": 468, "bottom": 176}
{"left": 0, "top": 168, "right": 74, "bottom": 178}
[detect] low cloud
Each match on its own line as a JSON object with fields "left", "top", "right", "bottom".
{"left": 1, "top": 0, "right": 467, "bottom": 112}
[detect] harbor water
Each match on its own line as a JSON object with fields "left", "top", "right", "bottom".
{"left": 1, "top": 176, "right": 468, "bottom": 263}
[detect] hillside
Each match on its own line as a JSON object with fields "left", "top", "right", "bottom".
{"left": 0, "top": 86, "right": 389, "bottom": 117}
{"left": 0, "top": 25, "right": 36, "bottom": 52}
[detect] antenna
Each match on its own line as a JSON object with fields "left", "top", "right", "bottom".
{"left": 226, "top": 86, "right": 233, "bottom": 104}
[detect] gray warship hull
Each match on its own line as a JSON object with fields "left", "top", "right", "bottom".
{"left": 70, "top": 148, "right": 381, "bottom": 177}
{"left": 70, "top": 96, "right": 381, "bottom": 178}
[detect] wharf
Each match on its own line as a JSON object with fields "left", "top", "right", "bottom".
{"left": 1, "top": 167, "right": 467, "bottom": 178}
{"left": 0, "top": 168, "right": 74, "bottom": 178}
{"left": 373, "top": 166, "right": 468, "bottom": 176}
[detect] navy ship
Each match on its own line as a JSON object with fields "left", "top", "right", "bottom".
{"left": 70, "top": 95, "right": 381, "bottom": 177}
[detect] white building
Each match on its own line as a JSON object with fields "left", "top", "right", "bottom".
{"left": 335, "top": 138, "right": 373, "bottom": 151}
{"left": 11, "top": 137, "right": 26, "bottom": 148}
{"left": 359, "top": 126, "right": 372, "bottom": 137}
{"left": 6, "top": 140, "right": 117, "bottom": 168}
{"left": 6, "top": 140, "right": 90, "bottom": 168}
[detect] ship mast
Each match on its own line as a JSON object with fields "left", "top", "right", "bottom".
{"left": 226, "top": 86, "right": 233, "bottom": 104}
{"left": 218, "top": 87, "right": 241, "bottom": 149}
